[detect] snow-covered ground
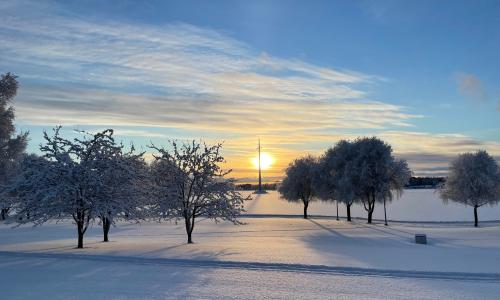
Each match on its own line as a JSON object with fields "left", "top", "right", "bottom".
{"left": 243, "top": 190, "right": 500, "bottom": 222}
{"left": 2, "top": 253, "right": 499, "bottom": 300}
{"left": 1, "top": 190, "right": 500, "bottom": 299}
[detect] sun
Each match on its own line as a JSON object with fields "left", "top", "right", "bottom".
{"left": 252, "top": 152, "right": 274, "bottom": 170}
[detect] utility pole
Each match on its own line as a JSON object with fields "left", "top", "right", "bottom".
{"left": 258, "top": 138, "right": 262, "bottom": 193}
{"left": 254, "top": 138, "right": 266, "bottom": 194}
{"left": 336, "top": 201, "right": 339, "bottom": 221}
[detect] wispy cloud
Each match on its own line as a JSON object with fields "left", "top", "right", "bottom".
{"left": 0, "top": 0, "right": 418, "bottom": 137}
{"left": 1, "top": 2, "right": 370, "bottom": 102}
{"left": 16, "top": 85, "right": 418, "bottom": 133}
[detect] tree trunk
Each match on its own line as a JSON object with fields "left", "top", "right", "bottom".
{"left": 185, "top": 214, "right": 195, "bottom": 244}
{"left": 0, "top": 208, "right": 7, "bottom": 220}
{"left": 102, "top": 217, "right": 110, "bottom": 242}
{"left": 367, "top": 201, "right": 374, "bottom": 224}
{"left": 367, "top": 210, "right": 373, "bottom": 224}
{"left": 346, "top": 203, "right": 352, "bottom": 222}
{"left": 384, "top": 198, "right": 388, "bottom": 226}
{"left": 365, "top": 194, "right": 375, "bottom": 224}
{"left": 185, "top": 217, "right": 192, "bottom": 244}
{"left": 474, "top": 205, "right": 479, "bottom": 227}
{"left": 303, "top": 201, "right": 309, "bottom": 219}
{"left": 77, "top": 223, "right": 84, "bottom": 249}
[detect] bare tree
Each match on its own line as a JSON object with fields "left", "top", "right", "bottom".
{"left": 150, "top": 141, "right": 247, "bottom": 244}
{"left": 440, "top": 150, "right": 499, "bottom": 227}
{"left": 278, "top": 155, "right": 318, "bottom": 219}
{"left": 0, "top": 73, "right": 28, "bottom": 220}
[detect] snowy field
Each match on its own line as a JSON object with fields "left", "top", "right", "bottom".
{"left": 243, "top": 189, "right": 500, "bottom": 222}
{"left": 1, "top": 190, "right": 500, "bottom": 299}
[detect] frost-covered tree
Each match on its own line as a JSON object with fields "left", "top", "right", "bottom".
{"left": 383, "top": 159, "right": 411, "bottom": 225}
{"left": 7, "top": 154, "right": 57, "bottom": 223}
{"left": 9, "top": 127, "right": 146, "bottom": 248}
{"left": 440, "top": 151, "right": 500, "bottom": 227}
{"left": 150, "top": 141, "right": 247, "bottom": 244}
{"left": 315, "top": 140, "right": 359, "bottom": 221}
{"left": 100, "top": 154, "right": 150, "bottom": 242}
{"left": 352, "top": 137, "right": 409, "bottom": 224}
{"left": 11, "top": 127, "right": 105, "bottom": 248}
{"left": 314, "top": 138, "right": 410, "bottom": 224}
{"left": 278, "top": 155, "right": 318, "bottom": 219}
{"left": 0, "top": 73, "right": 28, "bottom": 220}
{"left": 88, "top": 138, "right": 150, "bottom": 242}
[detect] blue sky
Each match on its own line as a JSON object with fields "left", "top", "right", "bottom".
{"left": 1, "top": 0, "right": 499, "bottom": 179}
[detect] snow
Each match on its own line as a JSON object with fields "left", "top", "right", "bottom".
{"left": 2, "top": 254, "right": 499, "bottom": 300}
{"left": 0, "top": 255, "right": 500, "bottom": 299}
{"left": 243, "top": 190, "right": 500, "bottom": 222}
{"left": 1, "top": 190, "right": 500, "bottom": 299}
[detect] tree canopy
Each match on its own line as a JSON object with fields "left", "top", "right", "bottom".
{"left": 8, "top": 127, "right": 147, "bottom": 247}
{"left": 150, "top": 140, "right": 247, "bottom": 243}
{"left": 440, "top": 150, "right": 500, "bottom": 227}
{"left": 0, "top": 73, "right": 28, "bottom": 220}
{"left": 278, "top": 155, "right": 318, "bottom": 219}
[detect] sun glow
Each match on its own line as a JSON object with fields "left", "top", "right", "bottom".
{"left": 252, "top": 152, "right": 274, "bottom": 170}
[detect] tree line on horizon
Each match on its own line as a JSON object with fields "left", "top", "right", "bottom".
{"left": 237, "top": 176, "right": 445, "bottom": 191}
{"left": 1, "top": 72, "right": 500, "bottom": 250}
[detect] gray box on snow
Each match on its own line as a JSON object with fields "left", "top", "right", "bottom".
{"left": 415, "top": 234, "right": 427, "bottom": 244}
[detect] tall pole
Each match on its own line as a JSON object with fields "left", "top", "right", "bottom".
{"left": 258, "top": 139, "right": 262, "bottom": 192}
{"left": 336, "top": 201, "right": 339, "bottom": 221}
{"left": 384, "top": 198, "right": 388, "bottom": 226}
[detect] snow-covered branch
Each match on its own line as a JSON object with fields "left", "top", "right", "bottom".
{"left": 149, "top": 140, "right": 246, "bottom": 243}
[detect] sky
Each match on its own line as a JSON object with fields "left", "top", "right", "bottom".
{"left": 1, "top": 0, "right": 499, "bottom": 181}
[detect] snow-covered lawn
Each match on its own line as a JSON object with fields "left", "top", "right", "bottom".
{"left": 2, "top": 254, "right": 499, "bottom": 300}
{"left": 243, "top": 190, "right": 500, "bottom": 222}
{"left": 1, "top": 190, "right": 500, "bottom": 299}
{"left": 3, "top": 253, "right": 500, "bottom": 300}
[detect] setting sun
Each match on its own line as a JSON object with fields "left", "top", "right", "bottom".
{"left": 252, "top": 152, "right": 274, "bottom": 170}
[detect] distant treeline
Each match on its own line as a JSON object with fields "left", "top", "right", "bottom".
{"left": 406, "top": 177, "right": 445, "bottom": 189}
{"left": 237, "top": 177, "right": 445, "bottom": 191}
{"left": 237, "top": 183, "right": 278, "bottom": 191}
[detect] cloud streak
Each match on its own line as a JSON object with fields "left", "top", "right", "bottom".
{"left": 0, "top": 2, "right": 405, "bottom": 121}
{"left": 1, "top": 1, "right": 419, "bottom": 137}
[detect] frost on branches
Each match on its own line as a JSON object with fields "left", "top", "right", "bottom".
{"left": 0, "top": 73, "right": 28, "bottom": 220}
{"left": 150, "top": 140, "right": 247, "bottom": 244}
{"left": 9, "top": 127, "right": 148, "bottom": 248}
{"left": 315, "top": 138, "right": 410, "bottom": 224}
{"left": 440, "top": 150, "right": 500, "bottom": 227}
{"left": 278, "top": 155, "right": 318, "bottom": 219}
{"left": 315, "top": 140, "right": 359, "bottom": 222}
{"left": 350, "top": 137, "right": 411, "bottom": 224}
